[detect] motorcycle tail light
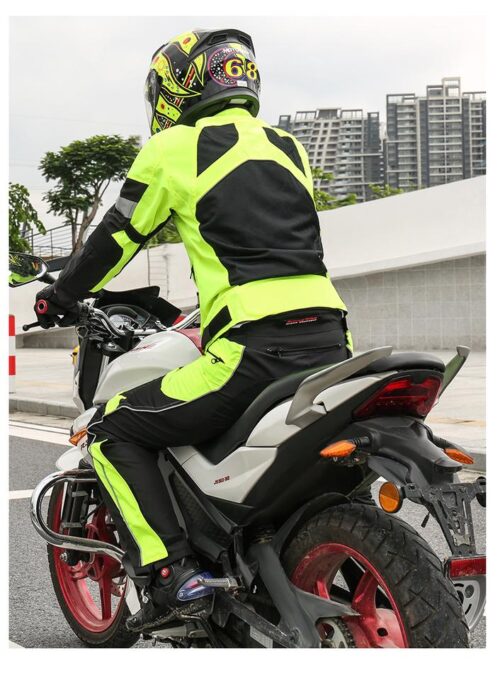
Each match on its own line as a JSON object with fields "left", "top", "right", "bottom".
{"left": 353, "top": 375, "right": 442, "bottom": 420}
{"left": 447, "top": 556, "right": 486, "bottom": 578}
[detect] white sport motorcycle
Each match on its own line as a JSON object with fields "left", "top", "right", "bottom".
{"left": 11, "top": 252, "right": 486, "bottom": 648}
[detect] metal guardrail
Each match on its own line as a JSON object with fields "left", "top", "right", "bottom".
{"left": 27, "top": 224, "right": 98, "bottom": 260}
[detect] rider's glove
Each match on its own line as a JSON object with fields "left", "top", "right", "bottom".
{"left": 35, "top": 284, "right": 79, "bottom": 329}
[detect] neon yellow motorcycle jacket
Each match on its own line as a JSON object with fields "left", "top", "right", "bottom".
{"left": 57, "top": 107, "right": 348, "bottom": 348}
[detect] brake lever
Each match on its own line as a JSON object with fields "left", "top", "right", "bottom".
{"left": 22, "top": 321, "right": 42, "bottom": 331}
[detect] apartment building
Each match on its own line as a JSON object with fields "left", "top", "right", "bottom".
{"left": 277, "top": 108, "right": 383, "bottom": 201}
{"left": 385, "top": 77, "right": 486, "bottom": 190}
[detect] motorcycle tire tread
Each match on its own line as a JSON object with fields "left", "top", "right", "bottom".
{"left": 282, "top": 503, "right": 470, "bottom": 648}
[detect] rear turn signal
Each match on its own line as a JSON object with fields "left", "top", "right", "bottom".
{"left": 379, "top": 481, "right": 403, "bottom": 513}
{"left": 444, "top": 448, "right": 474, "bottom": 466}
{"left": 320, "top": 440, "right": 356, "bottom": 458}
{"left": 69, "top": 428, "right": 87, "bottom": 446}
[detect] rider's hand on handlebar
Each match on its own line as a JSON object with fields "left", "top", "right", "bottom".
{"left": 35, "top": 284, "right": 80, "bottom": 329}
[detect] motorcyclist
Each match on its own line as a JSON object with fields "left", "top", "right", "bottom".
{"left": 35, "top": 28, "right": 353, "bottom": 632}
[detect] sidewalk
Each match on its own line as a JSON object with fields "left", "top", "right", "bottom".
{"left": 9, "top": 347, "right": 486, "bottom": 469}
{"left": 9, "top": 348, "right": 76, "bottom": 418}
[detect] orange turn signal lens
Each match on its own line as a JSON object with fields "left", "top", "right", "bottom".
{"left": 69, "top": 428, "right": 87, "bottom": 446}
{"left": 379, "top": 481, "right": 403, "bottom": 513}
{"left": 444, "top": 448, "right": 474, "bottom": 466}
{"left": 319, "top": 440, "right": 357, "bottom": 458}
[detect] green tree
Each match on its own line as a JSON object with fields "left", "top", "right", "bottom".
{"left": 312, "top": 167, "right": 358, "bottom": 211}
{"left": 9, "top": 182, "right": 46, "bottom": 252}
{"left": 312, "top": 167, "right": 336, "bottom": 211}
{"left": 39, "top": 134, "right": 142, "bottom": 252}
{"left": 368, "top": 183, "right": 404, "bottom": 199}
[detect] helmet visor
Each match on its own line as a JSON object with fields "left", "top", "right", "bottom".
{"left": 144, "top": 70, "right": 160, "bottom": 134}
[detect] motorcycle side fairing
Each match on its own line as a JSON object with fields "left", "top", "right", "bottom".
{"left": 167, "top": 373, "right": 393, "bottom": 504}
{"left": 74, "top": 329, "right": 201, "bottom": 408}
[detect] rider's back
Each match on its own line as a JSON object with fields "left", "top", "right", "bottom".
{"left": 138, "top": 107, "right": 347, "bottom": 348}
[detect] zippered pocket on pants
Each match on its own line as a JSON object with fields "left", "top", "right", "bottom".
{"left": 265, "top": 343, "right": 342, "bottom": 358}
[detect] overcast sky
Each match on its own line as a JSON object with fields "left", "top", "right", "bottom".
{"left": 9, "top": 15, "right": 486, "bottom": 228}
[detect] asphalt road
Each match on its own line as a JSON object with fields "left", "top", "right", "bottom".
{"left": 9, "top": 421, "right": 486, "bottom": 649}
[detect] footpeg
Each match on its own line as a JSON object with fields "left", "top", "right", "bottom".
{"left": 153, "top": 622, "right": 208, "bottom": 640}
{"left": 196, "top": 575, "right": 240, "bottom": 590}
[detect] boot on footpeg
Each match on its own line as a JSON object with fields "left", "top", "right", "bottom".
{"left": 126, "top": 557, "right": 214, "bottom": 633}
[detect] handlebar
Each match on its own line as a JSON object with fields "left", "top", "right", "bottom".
{"left": 30, "top": 299, "right": 165, "bottom": 339}
{"left": 31, "top": 296, "right": 201, "bottom": 339}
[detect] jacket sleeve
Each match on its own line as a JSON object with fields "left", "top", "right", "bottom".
{"left": 55, "top": 135, "right": 173, "bottom": 301}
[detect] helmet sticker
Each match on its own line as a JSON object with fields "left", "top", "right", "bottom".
{"left": 173, "top": 31, "right": 199, "bottom": 55}
{"left": 208, "top": 46, "right": 259, "bottom": 88}
{"left": 153, "top": 52, "right": 198, "bottom": 98}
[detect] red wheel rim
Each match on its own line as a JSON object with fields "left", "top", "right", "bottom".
{"left": 291, "top": 543, "right": 409, "bottom": 648}
{"left": 51, "top": 486, "right": 126, "bottom": 634}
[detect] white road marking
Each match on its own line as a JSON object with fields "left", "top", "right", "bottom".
{"left": 9, "top": 641, "right": 24, "bottom": 648}
{"left": 9, "top": 488, "right": 52, "bottom": 500}
{"left": 9, "top": 420, "right": 69, "bottom": 434}
{"left": 9, "top": 422, "right": 69, "bottom": 446}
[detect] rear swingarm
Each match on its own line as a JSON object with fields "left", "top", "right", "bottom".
{"left": 213, "top": 539, "right": 357, "bottom": 648}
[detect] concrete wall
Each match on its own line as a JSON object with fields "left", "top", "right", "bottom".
{"left": 336, "top": 254, "right": 485, "bottom": 350}
{"left": 320, "top": 175, "right": 485, "bottom": 278}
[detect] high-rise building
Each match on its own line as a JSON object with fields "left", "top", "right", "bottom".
{"left": 384, "top": 77, "right": 486, "bottom": 190}
{"left": 277, "top": 108, "right": 383, "bottom": 202}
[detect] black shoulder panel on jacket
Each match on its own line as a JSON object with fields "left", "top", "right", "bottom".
{"left": 197, "top": 123, "right": 239, "bottom": 176}
{"left": 196, "top": 159, "right": 326, "bottom": 286}
{"left": 263, "top": 127, "right": 305, "bottom": 174}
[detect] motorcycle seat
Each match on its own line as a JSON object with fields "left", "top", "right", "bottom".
{"left": 195, "top": 352, "right": 445, "bottom": 465}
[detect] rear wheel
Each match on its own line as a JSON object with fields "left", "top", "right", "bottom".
{"left": 47, "top": 483, "right": 139, "bottom": 648}
{"left": 283, "top": 503, "right": 469, "bottom": 648}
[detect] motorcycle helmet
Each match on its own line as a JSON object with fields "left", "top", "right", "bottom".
{"left": 144, "top": 28, "right": 261, "bottom": 134}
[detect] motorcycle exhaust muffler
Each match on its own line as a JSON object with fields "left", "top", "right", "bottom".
{"left": 30, "top": 469, "right": 125, "bottom": 562}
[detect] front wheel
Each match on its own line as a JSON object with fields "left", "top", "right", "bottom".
{"left": 283, "top": 503, "right": 469, "bottom": 648}
{"left": 47, "top": 483, "right": 139, "bottom": 648}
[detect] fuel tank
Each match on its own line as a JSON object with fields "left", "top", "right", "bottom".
{"left": 93, "top": 330, "right": 201, "bottom": 404}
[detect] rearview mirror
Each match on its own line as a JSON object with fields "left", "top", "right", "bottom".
{"left": 9, "top": 252, "right": 49, "bottom": 288}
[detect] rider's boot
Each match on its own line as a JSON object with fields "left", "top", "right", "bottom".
{"left": 126, "top": 556, "right": 214, "bottom": 633}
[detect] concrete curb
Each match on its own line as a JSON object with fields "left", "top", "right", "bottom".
{"left": 9, "top": 397, "right": 79, "bottom": 419}
{"left": 16, "top": 326, "right": 77, "bottom": 350}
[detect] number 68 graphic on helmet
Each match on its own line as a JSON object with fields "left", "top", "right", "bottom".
{"left": 208, "top": 46, "right": 260, "bottom": 87}
{"left": 224, "top": 54, "right": 258, "bottom": 80}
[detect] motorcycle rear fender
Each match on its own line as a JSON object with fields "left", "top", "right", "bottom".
{"left": 271, "top": 492, "right": 350, "bottom": 557}
{"left": 343, "top": 417, "right": 462, "bottom": 488}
